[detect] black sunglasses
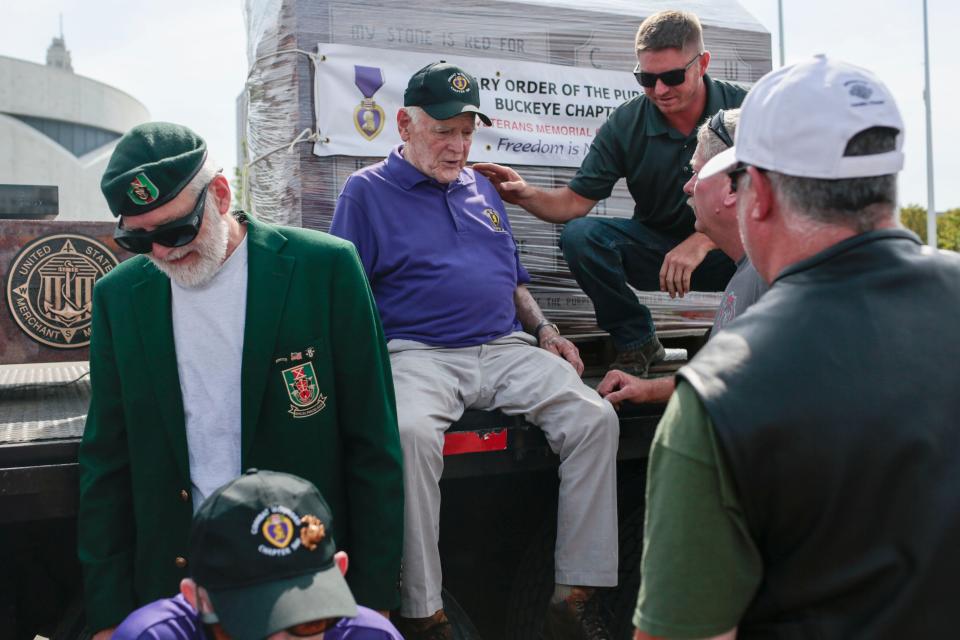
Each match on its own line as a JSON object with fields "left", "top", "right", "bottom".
{"left": 727, "top": 164, "right": 754, "bottom": 193}
{"left": 634, "top": 52, "right": 703, "bottom": 88}
{"left": 708, "top": 110, "right": 734, "bottom": 148}
{"left": 114, "top": 181, "right": 211, "bottom": 254}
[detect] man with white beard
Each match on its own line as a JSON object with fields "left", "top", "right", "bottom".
{"left": 78, "top": 122, "right": 404, "bottom": 637}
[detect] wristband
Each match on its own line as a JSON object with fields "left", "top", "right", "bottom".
{"left": 534, "top": 320, "right": 559, "bottom": 341}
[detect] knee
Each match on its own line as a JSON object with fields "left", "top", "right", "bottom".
{"left": 559, "top": 398, "right": 620, "bottom": 455}
{"left": 599, "top": 401, "right": 620, "bottom": 442}
{"left": 584, "top": 400, "right": 621, "bottom": 453}
{"left": 560, "top": 217, "right": 603, "bottom": 261}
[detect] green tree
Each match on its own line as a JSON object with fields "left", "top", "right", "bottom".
{"left": 898, "top": 204, "right": 960, "bottom": 251}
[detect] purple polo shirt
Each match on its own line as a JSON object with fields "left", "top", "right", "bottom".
{"left": 330, "top": 145, "right": 531, "bottom": 348}
{"left": 113, "top": 595, "right": 403, "bottom": 640}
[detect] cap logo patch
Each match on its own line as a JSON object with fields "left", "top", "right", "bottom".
{"left": 127, "top": 173, "right": 159, "bottom": 205}
{"left": 449, "top": 72, "right": 470, "bottom": 94}
{"left": 844, "top": 80, "right": 884, "bottom": 107}
{"left": 252, "top": 506, "right": 304, "bottom": 556}
{"left": 263, "top": 513, "right": 295, "bottom": 549}
{"left": 300, "top": 514, "right": 326, "bottom": 551}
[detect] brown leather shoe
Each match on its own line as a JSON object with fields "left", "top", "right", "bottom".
{"left": 394, "top": 609, "right": 453, "bottom": 640}
{"left": 542, "top": 587, "right": 611, "bottom": 640}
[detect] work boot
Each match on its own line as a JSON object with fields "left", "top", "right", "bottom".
{"left": 394, "top": 609, "right": 453, "bottom": 640}
{"left": 543, "top": 587, "right": 611, "bottom": 640}
{"left": 610, "top": 337, "right": 666, "bottom": 377}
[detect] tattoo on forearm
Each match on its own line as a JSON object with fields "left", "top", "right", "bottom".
{"left": 513, "top": 286, "right": 545, "bottom": 333}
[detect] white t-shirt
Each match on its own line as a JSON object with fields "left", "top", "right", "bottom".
{"left": 171, "top": 236, "right": 248, "bottom": 512}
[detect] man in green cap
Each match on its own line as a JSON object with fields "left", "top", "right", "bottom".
{"left": 476, "top": 10, "right": 747, "bottom": 375}
{"left": 331, "top": 63, "right": 619, "bottom": 640}
{"left": 79, "top": 122, "right": 403, "bottom": 636}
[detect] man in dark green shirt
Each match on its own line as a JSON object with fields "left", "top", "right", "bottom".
{"left": 477, "top": 10, "right": 746, "bottom": 374}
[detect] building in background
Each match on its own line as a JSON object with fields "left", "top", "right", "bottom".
{"left": 0, "top": 33, "right": 149, "bottom": 220}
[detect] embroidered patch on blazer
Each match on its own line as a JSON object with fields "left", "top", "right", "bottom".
{"left": 282, "top": 362, "right": 327, "bottom": 418}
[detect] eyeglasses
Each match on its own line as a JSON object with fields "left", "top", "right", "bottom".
{"left": 114, "top": 181, "right": 211, "bottom": 254}
{"left": 285, "top": 618, "right": 338, "bottom": 636}
{"left": 708, "top": 110, "right": 734, "bottom": 148}
{"left": 633, "top": 52, "right": 703, "bottom": 88}
{"left": 727, "top": 164, "right": 769, "bottom": 193}
{"left": 199, "top": 610, "right": 337, "bottom": 637}
{"left": 727, "top": 165, "right": 748, "bottom": 193}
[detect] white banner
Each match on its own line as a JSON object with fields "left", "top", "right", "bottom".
{"left": 313, "top": 43, "right": 642, "bottom": 167}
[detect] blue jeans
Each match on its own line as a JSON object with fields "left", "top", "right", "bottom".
{"left": 560, "top": 216, "right": 736, "bottom": 350}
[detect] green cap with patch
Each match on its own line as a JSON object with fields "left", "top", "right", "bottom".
{"left": 404, "top": 61, "right": 492, "bottom": 126}
{"left": 189, "top": 469, "right": 357, "bottom": 640}
{"left": 100, "top": 121, "right": 207, "bottom": 218}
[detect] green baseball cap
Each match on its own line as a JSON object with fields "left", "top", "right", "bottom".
{"left": 404, "top": 61, "right": 492, "bottom": 126}
{"left": 100, "top": 121, "right": 207, "bottom": 218}
{"left": 189, "top": 469, "right": 357, "bottom": 640}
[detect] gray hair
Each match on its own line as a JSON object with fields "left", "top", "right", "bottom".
{"left": 402, "top": 105, "right": 478, "bottom": 127}
{"left": 765, "top": 127, "right": 899, "bottom": 232}
{"left": 402, "top": 105, "right": 427, "bottom": 125}
{"left": 183, "top": 160, "right": 221, "bottom": 208}
{"left": 635, "top": 10, "right": 704, "bottom": 54}
{"left": 696, "top": 109, "right": 740, "bottom": 163}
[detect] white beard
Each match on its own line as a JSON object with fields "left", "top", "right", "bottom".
{"left": 149, "top": 207, "right": 230, "bottom": 288}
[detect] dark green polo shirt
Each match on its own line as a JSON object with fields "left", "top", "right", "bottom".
{"left": 568, "top": 75, "right": 747, "bottom": 239}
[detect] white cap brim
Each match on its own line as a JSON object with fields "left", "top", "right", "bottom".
{"left": 699, "top": 146, "right": 738, "bottom": 181}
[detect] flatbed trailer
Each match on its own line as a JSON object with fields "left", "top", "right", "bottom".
{"left": 0, "top": 346, "right": 696, "bottom": 640}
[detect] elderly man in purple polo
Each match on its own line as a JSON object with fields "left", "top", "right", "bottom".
{"left": 330, "top": 62, "right": 620, "bottom": 640}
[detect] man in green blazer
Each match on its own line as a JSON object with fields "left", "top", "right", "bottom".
{"left": 78, "top": 122, "right": 403, "bottom": 636}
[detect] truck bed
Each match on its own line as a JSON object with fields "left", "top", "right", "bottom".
{"left": 0, "top": 356, "right": 677, "bottom": 522}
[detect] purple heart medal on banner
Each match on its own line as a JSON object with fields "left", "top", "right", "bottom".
{"left": 353, "top": 65, "right": 386, "bottom": 141}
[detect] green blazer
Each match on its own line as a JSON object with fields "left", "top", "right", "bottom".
{"left": 78, "top": 216, "right": 403, "bottom": 630}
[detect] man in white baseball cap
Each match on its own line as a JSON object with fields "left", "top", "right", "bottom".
{"left": 633, "top": 55, "right": 960, "bottom": 640}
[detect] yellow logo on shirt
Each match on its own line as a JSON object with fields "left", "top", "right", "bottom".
{"left": 482, "top": 208, "right": 505, "bottom": 232}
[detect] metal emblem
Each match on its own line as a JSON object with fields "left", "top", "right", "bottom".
{"left": 282, "top": 362, "right": 327, "bottom": 418}
{"left": 353, "top": 65, "right": 386, "bottom": 141}
{"left": 127, "top": 172, "right": 159, "bottom": 205}
{"left": 262, "top": 513, "right": 295, "bottom": 549}
{"left": 299, "top": 514, "right": 326, "bottom": 551}
{"left": 6, "top": 234, "right": 119, "bottom": 349}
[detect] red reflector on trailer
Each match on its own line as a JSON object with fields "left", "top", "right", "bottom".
{"left": 443, "top": 429, "right": 508, "bottom": 456}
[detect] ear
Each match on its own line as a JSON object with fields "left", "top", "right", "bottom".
{"left": 334, "top": 550, "right": 349, "bottom": 577}
{"left": 180, "top": 578, "right": 199, "bottom": 610}
{"left": 397, "top": 109, "right": 412, "bottom": 142}
{"left": 698, "top": 50, "right": 711, "bottom": 76}
{"left": 210, "top": 173, "right": 232, "bottom": 215}
{"left": 722, "top": 183, "right": 737, "bottom": 209}
{"left": 747, "top": 167, "right": 774, "bottom": 221}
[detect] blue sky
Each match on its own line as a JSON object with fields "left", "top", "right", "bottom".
{"left": 1, "top": 1, "right": 955, "bottom": 210}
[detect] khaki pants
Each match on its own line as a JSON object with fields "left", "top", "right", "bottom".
{"left": 390, "top": 332, "right": 620, "bottom": 618}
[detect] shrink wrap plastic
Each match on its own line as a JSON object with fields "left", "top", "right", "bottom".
{"left": 240, "top": 0, "right": 771, "bottom": 336}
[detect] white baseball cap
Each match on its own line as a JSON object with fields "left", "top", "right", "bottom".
{"left": 700, "top": 54, "right": 904, "bottom": 181}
